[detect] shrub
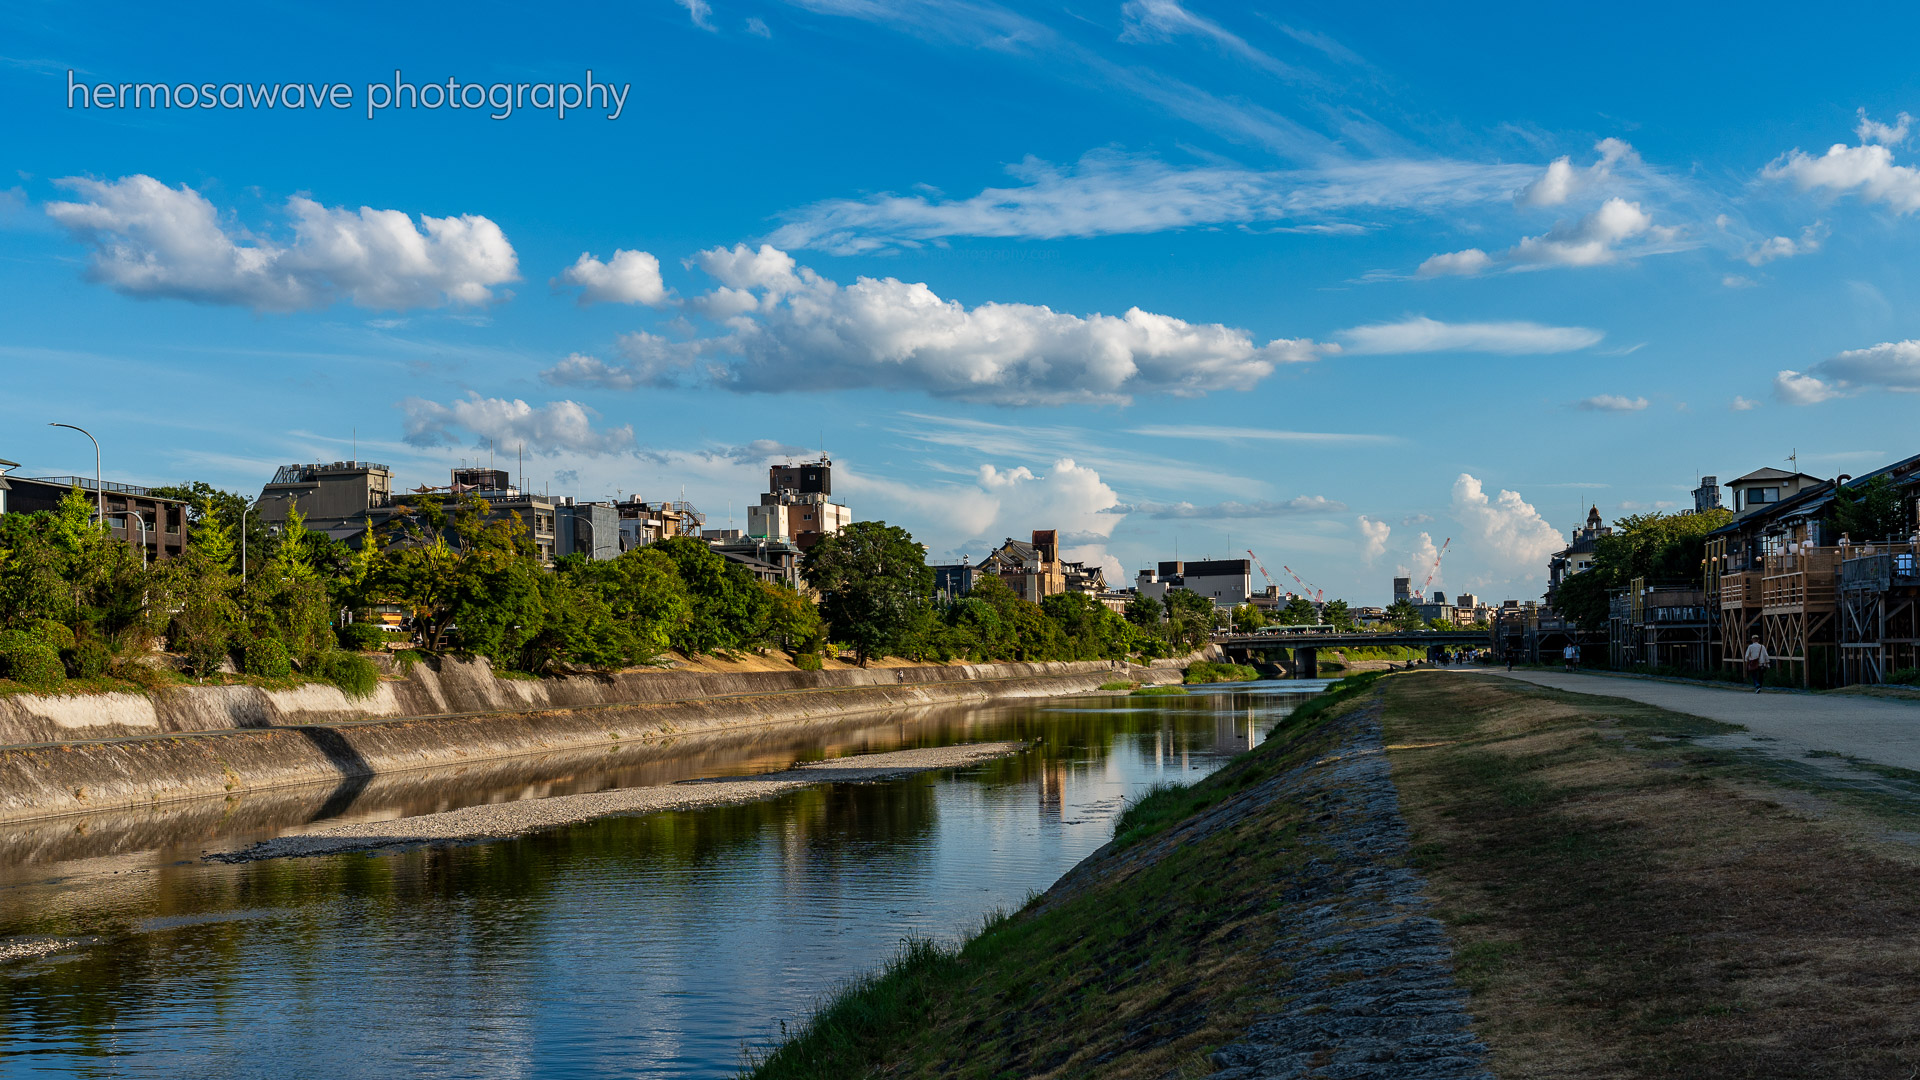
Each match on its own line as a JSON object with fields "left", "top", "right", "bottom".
{"left": 1130, "top": 685, "right": 1186, "bottom": 697}
{"left": 337, "top": 622, "right": 391, "bottom": 652}
{"left": 63, "top": 640, "right": 112, "bottom": 680}
{"left": 1184, "top": 660, "right": 1261, "bottom": 684}
{"left": 31, "top": 620, "right": 75, "bottom": 651}
{"left": 1889, "top": 667, "right": 1920, "bottom": 686}
{"left": 3, "top": 642, "right": 66, "bottom": 691}
{"left": 1098, "top": 679, "right": 1137, "bottom": 691}
{"left": 311, "top": 650, "right": 379, "bottom": 698}
{"left": 795, "top": 651, "right": 824, "bottom": 671}
{"left": 241, "top": 637, "right": 292, "bottom": 678}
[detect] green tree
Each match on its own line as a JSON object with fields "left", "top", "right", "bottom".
{"left": 576, "top": 547, "right": 690, "bottom": 661}
{"left": 760, "top": 580, "right": 824, "bottom": 655}
{"left": 369, "top": 494, "right": 546, "bottom": 659}
{"left": 1230, "top": 602, "right": 1266, "bottom": 633}
{"left": 653, "top": 537, "right": 770, "bottom": 654}
{"left": 1385, "top": 598, "right": 1424, "bottom": 630}
{"left": 1279, "top": 595, "right": 1318, "bottom": 625}
{"left": 1553, "top": 509, "right": 1733, "bottom": 632}
{"left": 803, "top": 522, "right": 934, "bottom": 665}
{"left": 1828, "top": 475, "right": 1909, "bottom": 542}
{"left": 1162, "top": 588, "right": 1217, "bottom": 651}
{"left": 1123, "top": 591, "right": 1163, "bottom": 630}
{"left": 1322, "top": 598, "right": 1352, "bottom": 630}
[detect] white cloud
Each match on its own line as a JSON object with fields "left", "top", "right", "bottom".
{"left": 1763, "top": 119, "right": 1920, "bottom": 213}
{"left": 1730, "top": 395, "right": 1760, "bottom": 411}
{"left": 1856, "top": 108, "right": 1913, "bottom": 147}
{"left": 399, "top": 395, "right": 634, "bottom": 455}
{"left": 1515, "top": 137, "right": 1639, "bottom": 207}
{"left": 674, "top": 0, "right": 715, "bottom": 31}
{"left": 1420, "top": 195, "right": 1680, "bottom": 276}
{"left": 1722, "top": 274, "right": 1757, "bottom": 288}
{"left": 1398, "top": 532, "right": 1443, "bottom": 595}
{"left": 1337, "top": 316, "right": 1603, "bottom": 355}
{"left": 770, "top": 150, "right": 1539, "bottom": 254}
{"left": 845, "top": 457, "right": 1126, "bottom": 577}
{"left": 44, "top": 175, "right": 518, "bottom": 312}
{"left": 1119, "top": 0, "right": 1301, "bottom": 80}
{"left": 1774, "top": 339, "right": 1920, "bottom": 405}
{"left": 1416, "top": 248, "right": 1493, "bottom": 277}
{"left": 1774, "top": 369, "right": 1841, "bottom": 405}
{"left": 745, "top": 15, "right": 771, "bottom": 36}
{"left": 553, "top": 249, "right": 670, "bottom": 306}
{"left": 1451, "top": 473, "right": 1564, "bottom": 573}
{"left": 1356, "top": 515, "right": 1391, "bottom": 563}
{"left": 1123, "top": 424, "right": 1389, "bottom": 444}
{"left": 1744, "top": 223, "right": 1823, "bottom": 266}
{"left": 1574, "top": 394, "right": 1649, "bottom": 412}
{"left": 548, "top": 243, "right": 1328, "bottom": 404}
{"left": 1112, "top": 495, "right": 1347, "bottom": 519}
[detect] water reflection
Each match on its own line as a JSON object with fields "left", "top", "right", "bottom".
{"left": 0, "top": 681, "right": 1325, "bottom": 1079}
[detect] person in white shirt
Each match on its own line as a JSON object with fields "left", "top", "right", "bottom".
{"left": 1743, "top": 634, "right": 1770, "bottom": 692}
{"left": 1562, "top": 643, "right": 1577, "bottom": 672}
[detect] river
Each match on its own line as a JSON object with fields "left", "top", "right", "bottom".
{"left": 0, "top": 679, "right": 1329, "bottom": 1078}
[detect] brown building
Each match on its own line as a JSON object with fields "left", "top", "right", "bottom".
{"left": 747, "top": 458, "right": 851, "bottom": 549}
{"left": 0, "top": 462, "right": 189, "bottom": 562}
{"left": 979, "top": 530, "right": 1068, "bottom": 602}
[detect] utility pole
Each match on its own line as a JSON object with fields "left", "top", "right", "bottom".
{"left": 48, "top": 422, "right": 102, "bottom": 524}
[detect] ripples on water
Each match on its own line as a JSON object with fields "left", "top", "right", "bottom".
{"left": 0, "top": 680, "right": 1328, "bottom": 1078}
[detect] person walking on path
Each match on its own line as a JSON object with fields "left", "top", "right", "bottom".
{"left": 1505, "top": 646, "right": 1518, "bottom": 671}
{"left": 1744, "top": 634, "right": 1771, "bottom": 692}
{"left": 1563, "top": 643, "right": 1578, "bottom": 672}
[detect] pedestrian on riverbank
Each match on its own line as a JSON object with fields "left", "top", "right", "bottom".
{"left": 1505, "top": 646, "right": 1517, "bottom": 671}
{"left": 1562, "top": 644, "right": 1577, "bottom": 672}
{"left": 1744, "top": 634, "right": 1770, "bottom": 692}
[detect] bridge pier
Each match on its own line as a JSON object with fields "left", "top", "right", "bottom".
{"left": 1296, "top": 646, "right": 1318, "bottom": 679}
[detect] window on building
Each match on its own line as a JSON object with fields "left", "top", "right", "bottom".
{"left": 1742, "top": 487, "right": 1780, "bottom": 509}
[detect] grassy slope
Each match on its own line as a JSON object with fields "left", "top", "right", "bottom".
{"left": 1383, "top": 673, "right": 1920, "bottom": 1078}
{"left": 742, "top": 674, "right": 1385, "bottom": 1079}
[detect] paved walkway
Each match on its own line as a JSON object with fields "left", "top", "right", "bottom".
{"left": 1474, "top": 669, "right": 1920, "bottom": 773}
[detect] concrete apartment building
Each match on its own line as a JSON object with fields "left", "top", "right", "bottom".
{"left": 1137, "top": 559, "right": 1253, "bottom": 607}
{"left": 746, "top": 458, "right": 851, "bottom": 550}
{"left": 257, "top": 462, "right": 570, "bottom": 564}
{"left": 0, "top": 457, "right": 190, "bottom": 562}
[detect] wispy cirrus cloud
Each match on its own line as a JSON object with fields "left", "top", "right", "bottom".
{"left": 1574, "top": 394, "right": 1649, "bottom": 412}
{"left": 1124, "top": 424, "right": 1390, "bottom": 444}
{"left": 1336, "top": 316, "right": 1604, "bottom": 355}
{"left": 1106, "top": 495, "right": 1346, "bottom": 519}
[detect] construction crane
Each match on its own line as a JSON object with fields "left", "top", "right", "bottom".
{"left": 1281, "top": 565, "right": 1323, "bottom": 604}
{"left": 1246, "top": 549, "right": 1278, "bottom": 593}
{"left": 1413, "top": 537, "right": 1452, "bottom": 600}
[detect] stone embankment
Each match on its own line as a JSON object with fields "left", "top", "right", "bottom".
{"left": 210, "top": 741, "right": 1029, "bottom": 862}
{"left": 0, "top": 656, "right": 1183, "bottom": 823}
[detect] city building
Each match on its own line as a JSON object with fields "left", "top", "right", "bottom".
{"left": 615, "top": 496, "right": 705, "bottom": 549}
{"left": 979, "top": 530, "right": 1068, "bottom": 602}
{"left": 557, "top": 500, "right": 620, "bottom": 561}
{"left": 1, "top": 464, "right": 190, "bottom": 562}
{"left": 932, "top": 558, "right": 979, "bottom": 602}
{"left": 1392, "top": 577, "right": 1412, "bottom": 604}
{"left": 1137, "top": 559, "right": 1252, "bottom": 607}
{"left": 255, "top": 462, "right": 563, "bottom": 563}
{"left": 746, "top": 458, "right": 851, "bottom": 550}
{"left": 1724, "top": 467, "right": 1823, "bottom": 517}
{"left": 1548, "top": 506, "right": 1612, "bottom": 597}
{"left": 1691, "top": 475, "right": 1722, "bottom": 513}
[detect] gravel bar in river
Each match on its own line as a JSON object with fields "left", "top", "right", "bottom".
{"left": 207, "top": 741, "right": 1030, "bottom": 863}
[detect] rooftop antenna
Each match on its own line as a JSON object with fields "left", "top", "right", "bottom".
{"left": 352, "top": 427, "right": 356, "bottom": 462}
{"left": 518, "top": 443, "right": 524, "bottom": 493}
{"left": 1786, "top": 447, "right": 1798, "bottom": 473}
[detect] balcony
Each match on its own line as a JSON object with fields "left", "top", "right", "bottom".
{"left": 1720, "top": 571, "right": 1760, "bottom": 609}
{"left": 1839, "top": 542, "right": 1919, "bottom": 593}
{"left": 1761, "top": 547, "right": 1840, "bottom": 611}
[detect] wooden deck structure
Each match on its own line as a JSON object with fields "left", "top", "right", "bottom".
{"left": 1839, "top": 542, "right": 1920, "bottom": 684}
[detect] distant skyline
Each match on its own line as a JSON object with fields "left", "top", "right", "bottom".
{"left": 5, "top": 1, "right": 1919, "bottom": 604}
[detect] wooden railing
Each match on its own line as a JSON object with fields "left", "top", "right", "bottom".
{"left": 1761, "top": 547, "right": 1841, "bottom": 610}
{"left": 1719, "top": 572, "right": 1760, "bottom": 609}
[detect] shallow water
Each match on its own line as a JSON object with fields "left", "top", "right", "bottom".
{"left": 0, "top": 679, "right": 1328, "bottom": 1078}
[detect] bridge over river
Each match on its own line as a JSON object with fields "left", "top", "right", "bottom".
{"left": 1212, "top": 629, "right": 1491, "bottom": 678}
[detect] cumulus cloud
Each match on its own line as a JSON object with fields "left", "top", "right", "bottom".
{"left": 1744, "top": 223, "right": 1824, "bottom": 266}
{"left": 545, "top": 243, "right": 1328, "bottom": 405}
{"left": 1422, "top": 194, "right": 1681, "bottom": 276}
{"left": 770, "top": 151, "right": 1539, "bottom": 254}
{"left": 1775, "top": 339, "right": 1920, "bottom": 404}
{"left": 1515, "top": 137, "right": 1639, "bottom": 207}
{"left": 1574, "top": 394, "right": 1649, "bottom": 412}
{"left": 1108, "top": 495, "right": 1346, "bottom": 519}
{"left": 44, "top": 175, "right": 517, "bottom": 311}
{"left": 1451, "top": 474, "right": 1564, "bottom": 573}
{"left": 1858, "top": 108, "right": 1913, "bottom": 146}
{"left": 1337, "top": 316, "right": 1603, "bottom": 355}
{"left": 1764, "top": 113, "right": 1920, "bottom": 213}
{"left": 553, "top": 249, "right": 670, "bottom": 306}
{"left": 1397, "top": 532, "right": 1444, "bottom": 596}
{"left": 1416, "top": 248, "right": 1493, "bottom": 277}
{"left": 399, "top": 394, "right": 634, "bottom": 455}
{"left": 1730, "top": 395, "right": 1760, "bottom": 411}
{"left": 847, "top": 458, "right": 1126, "bottom": 577}
{"left": 1357, "top": 515, "right": 1391, "bottom": 563}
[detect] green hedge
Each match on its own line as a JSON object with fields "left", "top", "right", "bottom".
{"left": 2, "top": 641, "right": 66, "bottom": 691}
{"left": 242, "top": 637, "right": 292, "bottom": 678}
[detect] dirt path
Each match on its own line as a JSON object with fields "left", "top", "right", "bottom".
{"left": 207, "top": 742, "right": 1028, "bottom": 863}
{"left": 1475, "top": 668, "right": 1920, "bottom": 772}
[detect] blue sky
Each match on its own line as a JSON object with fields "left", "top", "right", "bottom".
{"left": 5, "top": 0, "right": 1919, "bottom": 605}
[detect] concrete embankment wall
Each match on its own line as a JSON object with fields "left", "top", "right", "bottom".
{"left": 0, "top": 658, "right": 1180, "bottom": 823}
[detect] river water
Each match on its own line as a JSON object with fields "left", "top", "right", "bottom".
{"left": 0, "top": 680, "right": 1328, "bottom": 1078}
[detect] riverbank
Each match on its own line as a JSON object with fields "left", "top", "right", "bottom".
{"left": 0, "top": 657, "right": 1188, "bottom": 824}
{"left": 743, "top": 672, "right": 1494, "bottom": 1078}
{"left": 745, "top": 669, "right": 1920, "bottom": 1078}
{"left": 209, "top": 741, "right": 1030, "bottom": 862}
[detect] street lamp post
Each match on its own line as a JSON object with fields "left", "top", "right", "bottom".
{"left": 109, "top": 509, "right": 150, "bottom": 568}
{"left": 48, "top": 422, "right": 102, "bottom": 524}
